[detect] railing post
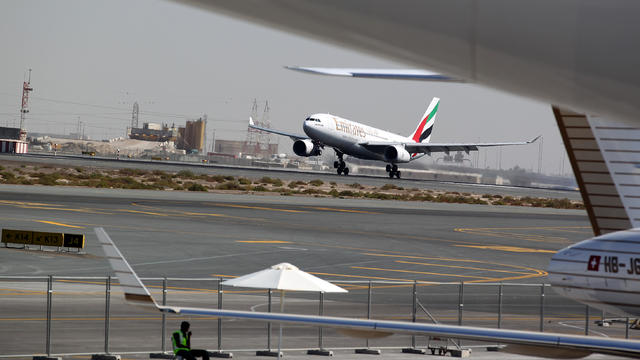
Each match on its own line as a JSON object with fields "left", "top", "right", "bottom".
{"left": 161, "top": 277, "right": 167, "bottom": 353}
{"left": 458, "top": 281, "right": 464, "bottom": 347}
{"left": 105, "top": 276, "right": 111, "bottom": 354}
{"left": 539, "top": 284, "right": 545, "bottom": 332}
{"left": 268, "top": 289, "right": 272, "bottom": 351}
{"left": 318, "top": 292, "right": 324, "bottom": 349}
{"left": 366, "top": 281, "right": 372, "bottom": 349}
{"left": 46, "top": 275, "right": 53, "bottom": 356}
{"left": 498, "top": 283, "right": 503, "bottom": 329}
{"left": 626, "top": 317, "right": 630, "bottom": 339}
{"left": 217, "top": 278, "right": 223, "bottom": 351}
{"left": 411, "top": 281, "right": 417, "bottom": 348}
{"left": 458, "top": 282, "right": 464, "bottom": 326}
{"left": 585, "top": 305, "right": 589, "bottom": 335}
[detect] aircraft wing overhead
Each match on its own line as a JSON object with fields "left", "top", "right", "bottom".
{"left": 286, "top": 67, "right": 463, "bottom": 82}
{"left": 249, "top": 116, "right": 308, "bottom": 141}
{"left": 360, "top": 136, "right": 539, "bottom": 154}
{"left": 157, "top": 306, "right": 640, "bottom": 358}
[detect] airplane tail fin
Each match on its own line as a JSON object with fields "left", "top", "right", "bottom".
{"left": 95, "top": 227, "right": 158, "bottom": 308}
{"left": 409, "top": 97, "right": 439, "bottom": 143}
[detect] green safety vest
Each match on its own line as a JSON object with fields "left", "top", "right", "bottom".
{"left": 172, "top": 330, "right": 190, "bottom": 354}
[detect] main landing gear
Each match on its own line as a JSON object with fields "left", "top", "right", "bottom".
{"left": 334, "top": 153, "right": 349, "bottom": 176}
{"left": 386, "top": 164, "right": 401, "bottom": 179}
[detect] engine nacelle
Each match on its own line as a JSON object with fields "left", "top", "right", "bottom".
{"left": 384, "top": 145, "right": 411, "bottom": 163}
{"left": 293, "top": 139, "right": 321, "bottom": 156}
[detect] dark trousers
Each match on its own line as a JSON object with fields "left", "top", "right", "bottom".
{"left": 176, "top": 349, "right": 209, "bottom": 360}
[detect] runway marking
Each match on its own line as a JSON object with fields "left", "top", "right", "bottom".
{"left": 236, "top": 240, "right": 292, "bottom": 244}
{"left": 0, "top": 200, "right": 66, "bottom": 207}
{"left": 309, "top": 207, "right": 379, "bottom": 214}
{"left": 35, "top": 220, "right": 85, "bottom": 229}
{"left": 395, "top": 260, "right": 534, "bottom": 275}
{"left": 454, "top": 226, "right": 585, "bottom": 244}
{"left": 117, "top": 209, "right": 169, "bottom": 216}
{"left": 131, "top": 202, "right": 264, "bottom": 221}
{"left": 15, "top": 205, "right": 111, "bottom": 214}
{"left": 452, "top": 245, "right": 556, "bottom": 254}
{"left": 361, "top": 253, "right": 547, "bottom": 282}
{"left": 351, "top": 266, "right": 494, "bottom": 280}
{"left": 211, "top": 203, "right": 307, "bottom": 213}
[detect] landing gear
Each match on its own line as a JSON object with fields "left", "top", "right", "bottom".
{"left": 386, "top": 164, "right": 401, "bottom": 179}
{"left": 334, "top": 152, "right": 349, "bottom": 176}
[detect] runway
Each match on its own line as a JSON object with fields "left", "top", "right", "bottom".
{"left": 3, "top": 153, "right": 581, "bottom": 200}
{"left": 0, "top": 184, "right": 629, "bottom": 358}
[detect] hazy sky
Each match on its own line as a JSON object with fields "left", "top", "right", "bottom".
{"left": 0, "top": 0, "right": 570, "bottom": 175}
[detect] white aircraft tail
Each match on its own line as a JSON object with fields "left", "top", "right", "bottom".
{"left": 409, "top": 97, "right": 439, "bottom": 143}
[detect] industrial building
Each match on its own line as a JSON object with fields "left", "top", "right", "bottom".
{"left": 128, "top": 123, "right": 178, "bottom": 142}
{"left": 176, "top": 118, "right": 206, "bottom": 153}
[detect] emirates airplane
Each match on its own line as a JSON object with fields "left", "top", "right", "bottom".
{"left": 250, "top": 97, "right": 537, "bottom": 178}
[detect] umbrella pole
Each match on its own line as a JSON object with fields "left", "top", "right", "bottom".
{"left": 278, "top": 290, "right": 285, "bottom": 356}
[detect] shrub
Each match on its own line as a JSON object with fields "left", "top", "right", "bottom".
{"left": 177, "top": 170, "right": 196, "bottom": 178}
{"left": 216, "top": 181, "right": 243, "bottom": 190}
{"left": 309, "top": 179, "right": 324, "bottom": 187}
{"left": 187, "top": 183, "right": 208, "bottom": 192}
{"left": 259, "top": 176, "right": 284, "bottom": 186}
{"left": 252, "top": 185, "right": 267, "bottom": 192}
{"left": 119, "top": 168, "right": 147, "bottom": 176}
{"left": 348, "top": 183, "right": 364, "bottom": 189}
{"left": 238, "top": 177, "right": 251, "bottom": 185}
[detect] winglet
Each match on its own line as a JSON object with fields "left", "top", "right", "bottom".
{"left": 95, "top": 227, "right": 157, "bottom": 308}
{"left": 249, "top": 116, "right": 255, "bottom": 126}
{"left": 528, "top": 135, "right": 542, "bottom": 144}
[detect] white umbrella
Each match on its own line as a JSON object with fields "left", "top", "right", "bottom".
{"left": 222, "top": 263, "right": 347, "bottom": 355}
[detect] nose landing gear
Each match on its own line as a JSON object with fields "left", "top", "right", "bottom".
{"left": 386, "top": 164, "right": 401, "bottom": 179}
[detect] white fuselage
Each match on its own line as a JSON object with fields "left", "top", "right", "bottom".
{"left": 548, "top": 229, "right": 640, "bottom": 317}
{"left": 303, "top": 113, "right": 411, "bottom": 161}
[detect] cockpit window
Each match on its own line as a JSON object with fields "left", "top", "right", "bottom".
{"left": 305, "top": 117, "right": 321, "bottom": 122}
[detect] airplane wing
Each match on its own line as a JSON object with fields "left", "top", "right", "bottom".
{"left": 360, "top": 136, "right": 540, "bottom": 155}
{"left": 249, "top": 116, "right": 308, "bottom": 141}
{"left": 285, "top": 67, "right": 463, "bottom": 82}
{"left": 96, "top": 226, "right": 640, "bottom": 359}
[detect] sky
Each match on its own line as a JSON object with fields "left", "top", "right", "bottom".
{"left": 0, "top": 0, "right": 570, "bottom": 175}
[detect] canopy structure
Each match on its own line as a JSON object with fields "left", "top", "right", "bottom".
{"left": 222, "top": 263, "right": 347, "bottom": 355}
{"left": 222, "top": 262, "right": 347, "bottom": 293}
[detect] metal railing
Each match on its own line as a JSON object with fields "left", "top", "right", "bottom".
{"left": 0, "top": 276, "right": 633, "bottom": 357}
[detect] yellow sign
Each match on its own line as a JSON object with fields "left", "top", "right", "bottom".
{"left": 32, "top": 232, "right": 64, "bottom": 247}
{"left": 63, "top": 233, "right": 85, "bottom": 248}
{"left": 2, "top": 229, "right": 33, "bottom": 245}
{"left": 2, "top": 229, "right": 64, "bottom": 247}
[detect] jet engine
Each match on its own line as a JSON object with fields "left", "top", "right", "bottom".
{"left": 293, "top": 139, "right": 321, "bottom": 156}
{"left": 384, "top": 145, "right": 411, "bottom": 163}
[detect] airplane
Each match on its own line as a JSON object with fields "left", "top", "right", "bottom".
{"left": 97, "top": 225, "right": 640, "bottom": 358}
{"left": 249, "top": 97, "right": 538, "bottom": 178}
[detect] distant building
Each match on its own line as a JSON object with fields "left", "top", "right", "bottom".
{"left": 177, "top": 119, "right": 206, "bottom": 153}
{"left": 213, "top": 139, "right": 277, "bottom": 158}
{"left": 128, "top": 123, "right": 178, "bottom": 142}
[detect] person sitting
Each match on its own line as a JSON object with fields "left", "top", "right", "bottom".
{"left": 172, "top": 321, "right": 210, "bottom": 360}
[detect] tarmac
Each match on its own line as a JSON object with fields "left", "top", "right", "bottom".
{"left": 0, "top": 183, "right": 631, "bottom": 359}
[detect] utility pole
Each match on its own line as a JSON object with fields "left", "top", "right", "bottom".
{"left": 19, "top": 69, "right": 33, "bottom": 139}
{"left": 537, "top": 136, "right": 544, "bottom": 174}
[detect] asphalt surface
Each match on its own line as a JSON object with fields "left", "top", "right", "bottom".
{"left": 1, "top": 153, "right": 581, "bottom": 200}
{"left": 0, "top": 184, "right": 631, "bottom": 359}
